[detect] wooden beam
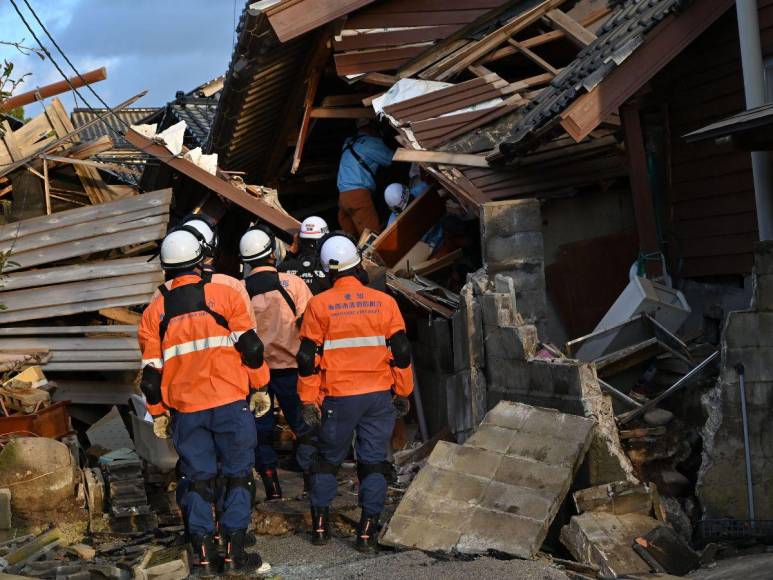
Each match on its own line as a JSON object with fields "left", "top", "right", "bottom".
{"left": 265, "top": 0, "right": 377, "bottom": 43}
{"left": 99, "top": 307, "right": 141, "bottom": 325}
{"left": 393, "top": 148, "right": 490, "bottom": 168}
{"left": 559, "top": 0, "right": 735, "bottom": 142}
{"left": 309, "top": 107, "right": 375, "bottom": 119}
{"left": 360, "top": 72, "right": 399, "bottom": 87}
{"left": 0, "top": 67, "right": 107, "bottom": 111}
{"left": 42, "top": 157, "right": 51, "bottom": 215}
{"left": 621, "top": 104, "right": 661, "bottom": 277}
{"left": 545, "top": 9, "right": 597, "bottom": 47}
{"left": 373, "top": 187, "right": 445, "bottom": 267}
{"left": 124, "top": 129, "right": 300, "bottom": 238}
{"left": 506, "top": 38, "right": 559, "bottom": 75}
{"left": 291, "top": 68, "right": 322, "bottom": 175}
{"left": 0, "top": 325, "right": 136, "bottom": 336}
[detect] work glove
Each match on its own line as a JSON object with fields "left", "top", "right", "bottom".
{"left": 249, "top": 390, "right": 272, "bottom": 418}
{"left": 393, "top": 396, "right": 410, "bottom": 418}
{"left": 153, "top": 414, "right": 171, "bottom": 439}
{"left": 302, "top": 403, "right": 322, "bottom": 428}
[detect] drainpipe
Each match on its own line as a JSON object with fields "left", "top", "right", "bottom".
{"left": 736, "top": 0, "right": 773, "bottom": 240}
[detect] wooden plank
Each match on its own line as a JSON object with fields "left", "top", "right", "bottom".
{"left": 361, "top": 72, "right": 399, "bottom": 86}
{"left": 309, "top": 107, "right": 375, "bottom": 119}
{"left": 334, "top": 46, "right": 426, "bottom": 76}
{"left": 334, "top": 26, "right": 461, "bottom": 52}
{"left": 266, "top": 0, "right": 377, "bottom": 43}
{"left": 0, "top": 189, "right": 170, "bottom": 243}
{"left": 393, "top": 148, "right": 490, "bottom": 168}
{"left": 373, "top": 187, "right": 445, "bottom": 267}
{"left": 43, "top": 158, "right": 51, "bottom": 215}
{"left": 0, "top": 338, "right": 138, "bottom": 351}
{"left": 124, "top": 130, "right": 300, "bottom": 238}
{"left": 621, "top": 104, "right": 661, "bottom": 277}
{"left": 423, "top": 0, "right": 566, "bottom": 81}
{"left": 545, "top": 9, "right": 597, "bottom": 46}
{"left": 385, "top": 76, "right": 492, "bottom": 114}
{"left": 508, "top": 72, "right": 556, "bottom": 92}
{"left": 506, "top": 38, "right": 559, "bottom": 75}
{"left": 1, "top": 257, "right": 160, "bottom": 292}
{"left": 0, "top": 294, "right": 153, "bottom": 325}
{"left": 0, "top": 272, "right": 161, "bottom": 311}
{"left": 44, "top": 362, "right": 139, "bottom": 371}
{"left": 6, "top": 223, "right": 167, "bottom": 272}
{"left": 53, "top": 381, "right": 138, "bottom": 405}
{"left": 346, "top": 9, "right": 490, "bottom": 29}
{"left": 292, "top": 68, "right": 321, "bottom": 174}
{"left": 49, "top": 350, "right": 139, "bottom": 362}
{"left": 559, "top": 0, "right": 735, "bottom": 142}
{"left": 100, "top": 307, "right": 142, "bottom": 325}
{"left": 0, "top": 326, "right": 136, "bottom": 336}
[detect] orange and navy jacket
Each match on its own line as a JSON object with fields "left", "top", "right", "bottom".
{"left": 244, "top": 266, "right": 313, "bottom": 370}
{"left": 139, "top": 273, "right": 269, "bottom": 415}
{"left": 152, "top": 271, "right": 256, "bottom": 327}
{"left": 298, "top": 276, "right": 413, "bottom": 405}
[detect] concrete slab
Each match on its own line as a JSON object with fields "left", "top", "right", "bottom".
{"left": 383, "top": 401, "right": 594, "bottom": 558}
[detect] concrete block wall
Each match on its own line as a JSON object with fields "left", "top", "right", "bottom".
{"left": 480, "top": 199, "right": 548, "bottom": 336}
{"left": 698, "top": 242, "right": 773, "bottom": 519}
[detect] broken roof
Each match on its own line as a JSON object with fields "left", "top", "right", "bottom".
{"left": 71, "top": 107, "right": 159, "bottom": 149}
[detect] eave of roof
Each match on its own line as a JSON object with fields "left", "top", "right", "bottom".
{"left": 683, "top": 102, "right": 773, "bottom": 143}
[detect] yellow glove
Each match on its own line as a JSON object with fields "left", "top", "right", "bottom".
{"left": 153, "top": 414, "right": 171, "bottom": 439}
{"left": 249, "top": 390, "right": 271, "bottom": 418}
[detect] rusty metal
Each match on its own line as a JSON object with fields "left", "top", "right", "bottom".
{"left": 0, "top": 401, "right": 72, "bottom": 439}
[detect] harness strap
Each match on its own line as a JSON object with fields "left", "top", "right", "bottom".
{"left": 157, "top": 271, "right": 230, "bottom": 343}
{"left": 245, "top": 270, "right": 297, "bottom": 316}
{"left": 344, "top": 136, "right": 377, "bottom": 182}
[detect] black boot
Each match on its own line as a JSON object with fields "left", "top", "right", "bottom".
{"left": 302, "top": 471, "right": 312, "bottom": 496}
{"left": 311, "top": 507, "right": 331, "bottom": 546}
{"left": 259, "top": 467, "right": 282, "bottom": 500}
{"left": 190, "top": 534, "right": 223, "bottom": 575}
{"left": 355, "top": 512, "right": 380, "bottom": 553}
{"left": 223, "top": 529, "right": 268, "bottom": 574}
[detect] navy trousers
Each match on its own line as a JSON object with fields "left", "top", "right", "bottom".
{"left": 310, "top": 390, "right": 396, "bottom": 515}
{"left": 172, "top": 400, "right": 256, "bottom": 536}
{"left": 254, "top": 369, "right": 315, "bottom": 471}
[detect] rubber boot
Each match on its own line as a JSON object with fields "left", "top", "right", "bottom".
{"left": 190, "top": 534, "right": 223, "bottom": 575}
{"left": 259, "top": 467, "right": 282, "bottom": 500}
{"left": 310, "top": 507, "right": 331, "bottom": 546}
{"left": 355, "top": 512, "right": 380, "bottom": 553}
{"left": 223, "top": 529, "right": 269, "bottom": 574}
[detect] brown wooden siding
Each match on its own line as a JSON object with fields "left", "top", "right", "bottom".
{"left": 649, "top": 3, "right": 773, "bottom": 279}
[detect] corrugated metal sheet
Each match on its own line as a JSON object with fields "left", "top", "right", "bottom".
{"left": 208, "top": 3, "right": 312, "bottom": 182}
{"left": 71, "top": 108, "right": 159, "bottom": 148}
{"left": 167, "top": 99, "right": 218, "bottom": 147}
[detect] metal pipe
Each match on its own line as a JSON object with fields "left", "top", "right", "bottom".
{"left": 0, "top": 67, "right": 107, "bottom": 111}
{"left": 736, "top": 363, "right": 756, "bottom": 521}
{"left": 598, "top": 379, "right": 643, "bottom": 409}
{"left": 411, "top": 366, "right": 429, "bottom": 442}
{"left": 736, "top": 0, "right": 773, "bottom": 239}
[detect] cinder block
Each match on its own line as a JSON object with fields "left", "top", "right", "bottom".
{"left": 0, "top": 488, "right": 11, "bottom": 529}
{"left": 409, "top": 465, "right": 488, "bottom": 504}
{"left": 484, "top": 324, "right": 538, "bottom": 361}
{"left": 752, "top": 272, "right": 773, "bottom": 311}
{"left": 494, "top": 455, "right": 573, "bottom": 496}
{"left": 486, "top": 232, "right": 544, "bottom": 264}
{"left": 478, "top": 481, "right": 555, "bottom": 520}
{"left": 465, "top": 425, "right": 515, "bottom": 453}
{"left": 480, "top": 199, "right": 542, "bottom": 238}
{"left": 457, "top": 507, "right": 546, "bottom": 558}
{"left": 428, "top": 441, "right": 503, "bottom": 480}
{"left": 723, "top": 311, "right": 773, "bottom": 349}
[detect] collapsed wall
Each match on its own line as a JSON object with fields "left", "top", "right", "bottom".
{"left": 697, "top": 241, "right": 773, "bottom": 519}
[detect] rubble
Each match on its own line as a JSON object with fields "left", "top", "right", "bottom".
{"left": 382, "top": 401, "right": 594, "bottom": 558}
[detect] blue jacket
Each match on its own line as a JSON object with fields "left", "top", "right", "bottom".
{"left": 337, "top": 134, "right": 393, "bottom": 193}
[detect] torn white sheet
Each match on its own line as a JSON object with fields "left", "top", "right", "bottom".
{"left": 372, "top": 78, "right": 451, "bottom": 116}
{"left": 155, "top": 120, "right": 187, "bottom": 156}
{"left": 183, "top": 147, "right": 218, "bottom": 175}
{"left": 129, "top": 123, "right": 157, "bottom": 138}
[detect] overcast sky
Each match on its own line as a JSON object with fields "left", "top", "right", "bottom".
{"left": 0, "top": 0, "right": 240, "bottom": 116}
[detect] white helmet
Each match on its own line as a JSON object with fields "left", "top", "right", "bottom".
{"left": 320, "top": 235, "right": 361, "bottom": 273}
{"left": 384, "top": 183, "right": 410, "bottom": 213}
{"left": 299, "top": 216, "right": 329, "bottom": 240}
{"left": 239, "top": 228, "right": 274, "bottom": 263}
{"left": 160, "top": 229, "right": 204, "bottom": 270}
{"left": 184, "top": 217, "right": 217, "bottom": 249}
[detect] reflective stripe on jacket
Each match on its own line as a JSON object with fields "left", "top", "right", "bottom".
{"left": 298, "top": 276, "right": 414, "bottom": 404}
{"left": 139, "top": 274, "right": 269, "bottom": 415}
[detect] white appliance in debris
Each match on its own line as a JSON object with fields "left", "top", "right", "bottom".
{"left": 593, "top": 276, "right": 691, "bottom": 335}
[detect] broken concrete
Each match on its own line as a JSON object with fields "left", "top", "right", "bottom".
{"left": 560, "top": 511, "right": 660, "bottom": 578}
{"left": 573, "top": 481, "right": 659, "bottom": 517}
{"left": 382, "top": 401, "right": 594, "bottom": 558}
{"left": 698, "top": 242, "right": 773, "bottom": 520}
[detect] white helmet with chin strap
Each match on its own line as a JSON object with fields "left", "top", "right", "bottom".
{"left": 184, "top": 217, "right": 217, "bottom": 251}
{"left": 319, "top": 234, "right": 361, "bottom": 273}
{"left": 299, "top": 216, "right": 329, "bottom": 240}
{"left": 160, "top": 229, "right": 205, "bottom": 270}
{"left": 239, "top": 228, "right": 274, "bottom": 263}
{"left": 384, "top": 182, "right": 410, "bottom": 214}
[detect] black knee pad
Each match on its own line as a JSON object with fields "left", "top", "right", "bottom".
{"left": 188, "top": 477, "right": 216, "bottom": 503}
{"left": 226, "top": 474, "right": 257, "bottom": 506}
{"left": 310, "top": 459, "right": 340, "bottom": 476}
{"left": 357, "top": 461, "right": 396, "bottom": 485}
{"left": 297, "top": 431, "right": 320, "bottom": 448}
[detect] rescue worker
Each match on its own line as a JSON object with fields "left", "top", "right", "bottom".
{"left": 139, "top": 228, "right": 271, "bottom": 575}
{"left": 337, "top": 122, "right": 393, "bottom": 237}
{"left": 296, "top": 233, "right": 413, "bottom": 552}
{"left": 279, "top": 216, "right": 331, "bottom": 295}
{"left": 239, "top": 226, "right": 316, "bottom": 500}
